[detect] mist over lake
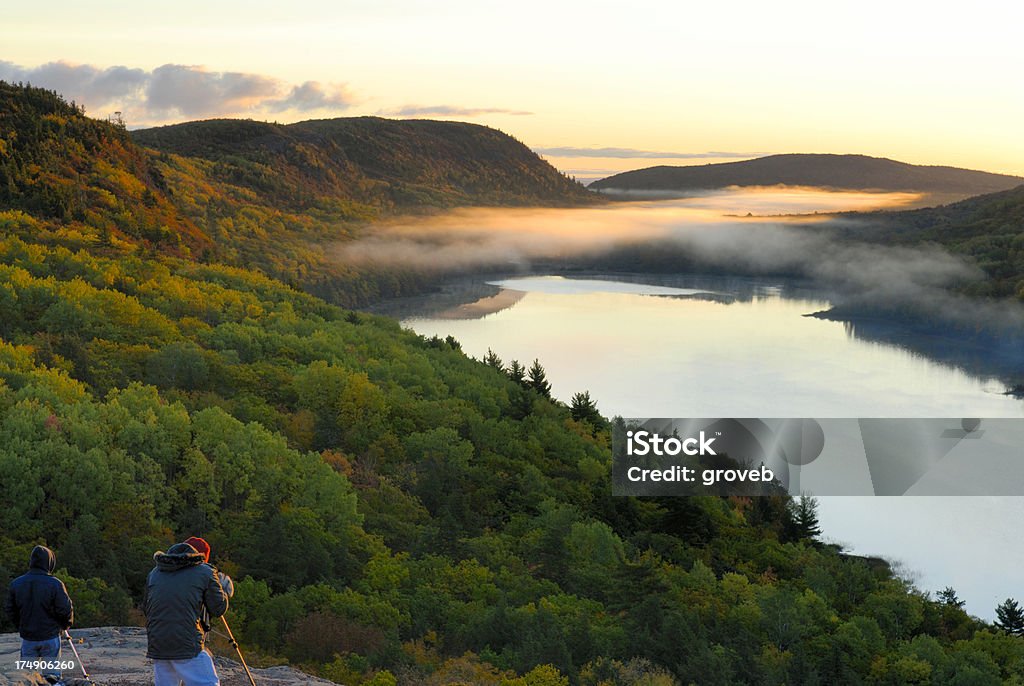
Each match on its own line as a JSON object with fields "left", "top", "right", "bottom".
{"left": 371, "top": 188, "right": 1024, "bottom": 416}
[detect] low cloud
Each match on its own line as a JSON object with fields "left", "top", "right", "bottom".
{"left": 332, "top": 189, "right": 1024, "bottom": 332}
{"left": 534, "top": 146, "right": 768, "bottom": 159}
{"left": 0, "top": 60, "right": 147, "bottom": 104}
{"left": 272, "top": 81, "right": 354, "bottom": 112}
{"left": 382, "top": 104, "right": 533, "bottom": 117}
{"left": 0, "top": 60, "right": 354, "bottom": 126}
{"left": 145, "top": 64, "right": 280, "bottom": 117}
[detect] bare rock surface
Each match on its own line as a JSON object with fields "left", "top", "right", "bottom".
{"left": 0, "top": 628, "right": 340, "bottom": 686}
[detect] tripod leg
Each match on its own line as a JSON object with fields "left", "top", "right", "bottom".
{"left": 220, "top": 617, "right": 257, "bottom": 686}
{"left": 63, "top": 630, "right": 90, "bottom": 680}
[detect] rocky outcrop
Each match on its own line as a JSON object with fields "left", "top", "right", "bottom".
{"left": 0, "top": 627, "right": 339, "bottom": 686}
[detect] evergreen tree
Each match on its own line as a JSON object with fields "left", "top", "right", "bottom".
{"left": 507, "top": 359, "right": 526, "bottom": 386}
{"left": 995, "top": 598, "right": 1024, "bottom": 635}
{"left": 938, "top": 586, "right": 965, "bottom": 608}
{"left": 570, "top": 391, "right": 601, "bottom": 425}
{"left": 784, "top": 495, "right": 822, "bottom": 542}
{"left": 527, "top": 358, "right": 552, "bottom": 398}
{"left": 483, "top": 348, "right": 504, "bottom": 371}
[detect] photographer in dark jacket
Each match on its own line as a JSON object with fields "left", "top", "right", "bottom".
{"left": 144, "top": 540, "right": 231, "bottom": 686}
{"left": 3, "top": 545, "right": 74, "bottom": 684}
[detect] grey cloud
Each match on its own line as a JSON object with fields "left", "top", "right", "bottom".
{"left": 270, "top": 81, "right": 354, "bottom": 112}
{"left": 146, "top": 64, "right": 281, "bottom": 117}
{"left": 384, "top": 105, "right": 533, "bottom": 117}
{"left": 0, "top": 60, "right": 353, "bottom": 124}
{"left": 90, "top": 65, "right": 149, "bottom": 101}
{"left": 0, "top": 60, "right": 147, "bottom": 105}
{"left": 534, "top": 146, "right": 769, "bottom": 159}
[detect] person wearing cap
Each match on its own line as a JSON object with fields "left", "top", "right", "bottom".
{"left": 3, "top": 545, "right": 74, "bottom": 684}
{"left": 182, "top": 537, "right": 234, "bottom": 634}
{"left": 144, "top": 539, "right": 231, "bottom": 686}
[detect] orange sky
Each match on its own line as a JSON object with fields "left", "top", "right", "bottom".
{"left": 3, "top": 0, "right": 1022, "bottom": 176}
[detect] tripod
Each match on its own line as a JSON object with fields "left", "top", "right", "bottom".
{"left": 218, "top": 616, "right": 257, "bottom": 686}
{"left": 62, "top": 629, "right": 91, "bottom": 682}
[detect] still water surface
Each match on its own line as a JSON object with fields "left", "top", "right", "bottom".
{"left": 398, "top": 273, "right": 1022, "bottom": 418}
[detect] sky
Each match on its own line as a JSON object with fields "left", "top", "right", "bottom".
{"left": 2, "top": 0, "right": 1023, "bottom": 178}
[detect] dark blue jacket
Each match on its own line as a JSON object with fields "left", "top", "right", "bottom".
{"left": 3, "top": 546, "right": 74, "bottom": 641}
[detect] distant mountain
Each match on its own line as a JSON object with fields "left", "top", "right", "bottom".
{"left": 132, "top": 116, "right": 596, "bottom": 209}
{"left": 590, "top": 153, "right": 1023, "bottom": 196}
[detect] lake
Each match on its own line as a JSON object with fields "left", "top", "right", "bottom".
{"left": 394, "top": 273, "right": 1022, "bottom": 418}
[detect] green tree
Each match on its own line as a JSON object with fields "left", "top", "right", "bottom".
{"left": 569, "top": 391, "right": 604, "bottom": 429}
{"left": 995, "top": 598, "right": 1024, "bottom": 636}
{"left": 785, "top": 495, "right": 822, "bottom": 542}
{"left": 484, "top": 348, "right": 504, "bottom": 371}
{"left": 938, "top": 586, "right": 966, "bottom": 608}
{"left": 527, "top": 359, "right": 552, "bottom": 398}
{"left": 508, "top": 359, "right": 526, "bottom": 385}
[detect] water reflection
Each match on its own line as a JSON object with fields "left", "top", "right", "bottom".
{"left": 392, "top": 274, "right": 1022, "bottom": 418}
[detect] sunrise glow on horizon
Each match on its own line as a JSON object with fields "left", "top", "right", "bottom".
{"left": 3, "top": 0, "right": 1022, "bottom": 176}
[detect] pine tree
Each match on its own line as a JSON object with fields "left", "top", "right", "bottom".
{"left": 527, "top": 358, "right": 552, "bottom": 398}
{"left": 784, "top": 495, "right": 822, "bottom": 542}
{"left": 484, "top": 348, "right": 504, "bottom": 371}
{"left": 938, "top": 587, "right": 965, "bottom": 608}
{"left": 570, "top": 391, "right": 601, "bottom": 425}
{"left": 507, "top": 359, "right": 526, "bottom": 386}
{"left": 995, "top": 598, "right": 1024, "bottom": 635}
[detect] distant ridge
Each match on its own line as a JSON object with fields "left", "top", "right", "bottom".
{"left": 132, "top": 116, "right": 598, "bottom": 208}
{"left": 590, "top": 153, "right": 1023, "bottom": 196}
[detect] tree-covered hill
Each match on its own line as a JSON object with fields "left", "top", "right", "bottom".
{"left": 3, "top": 82, "right": 1024, "bottom": 685}
{"left": 0, "top": 82, "right": 596, "bottom": 309}
{"left": 846, "top": 184, "right": 1024, "bottom": 299}
{"left": 0, "top": 81, "right": 207, "bottom": 255}
{"left": 132, "top": 117, "right": 597, "bottom": 209}
{"left": 590, "top": 154, "right": 1023, "bottom": 196}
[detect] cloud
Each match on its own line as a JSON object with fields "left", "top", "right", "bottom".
{"left": 382, "top": 104, "right": 533, "bottom": 117}
{"left": 0, "top": 60, "right": 354, "bottom": 125}
{"left": 0, "top": 60, "right": 147, "bottom": 105}
{"left": 534, "top": 146, "right": 768, "bottom": 159}
{"left": 272, "top": 81, "right": 354, "bottom": 112}
{"left": 145, "top": 64, "right": 281, "bottom": 117}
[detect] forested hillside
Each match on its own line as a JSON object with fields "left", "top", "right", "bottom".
{"left": 591, "top": 154, "right": 1023, "bottom": 196}
{"left": 132, "top": 117, "right": 596, "bottom": 209}
{"left": 2, "top": 83, "right": 1024, "bottom": 685}
{"left": 849, "top": 185, "right": 1024, "bottom": 299}
{"left": 0, "top": 82, "right": 595, "bottom": 308}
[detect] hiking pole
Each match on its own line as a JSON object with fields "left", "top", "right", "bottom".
{"left": 220, "top": 616, "right": 257, "bottom": 686}
{"left": 63, "top": 629, "right": 91, "bottom": 681}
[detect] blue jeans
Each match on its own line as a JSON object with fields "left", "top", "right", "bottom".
{"left": 153, "top": 650, "right": 221, "bottom": 686}
{"left": 20, "top": 635, "right": 62, "bottom": 679}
